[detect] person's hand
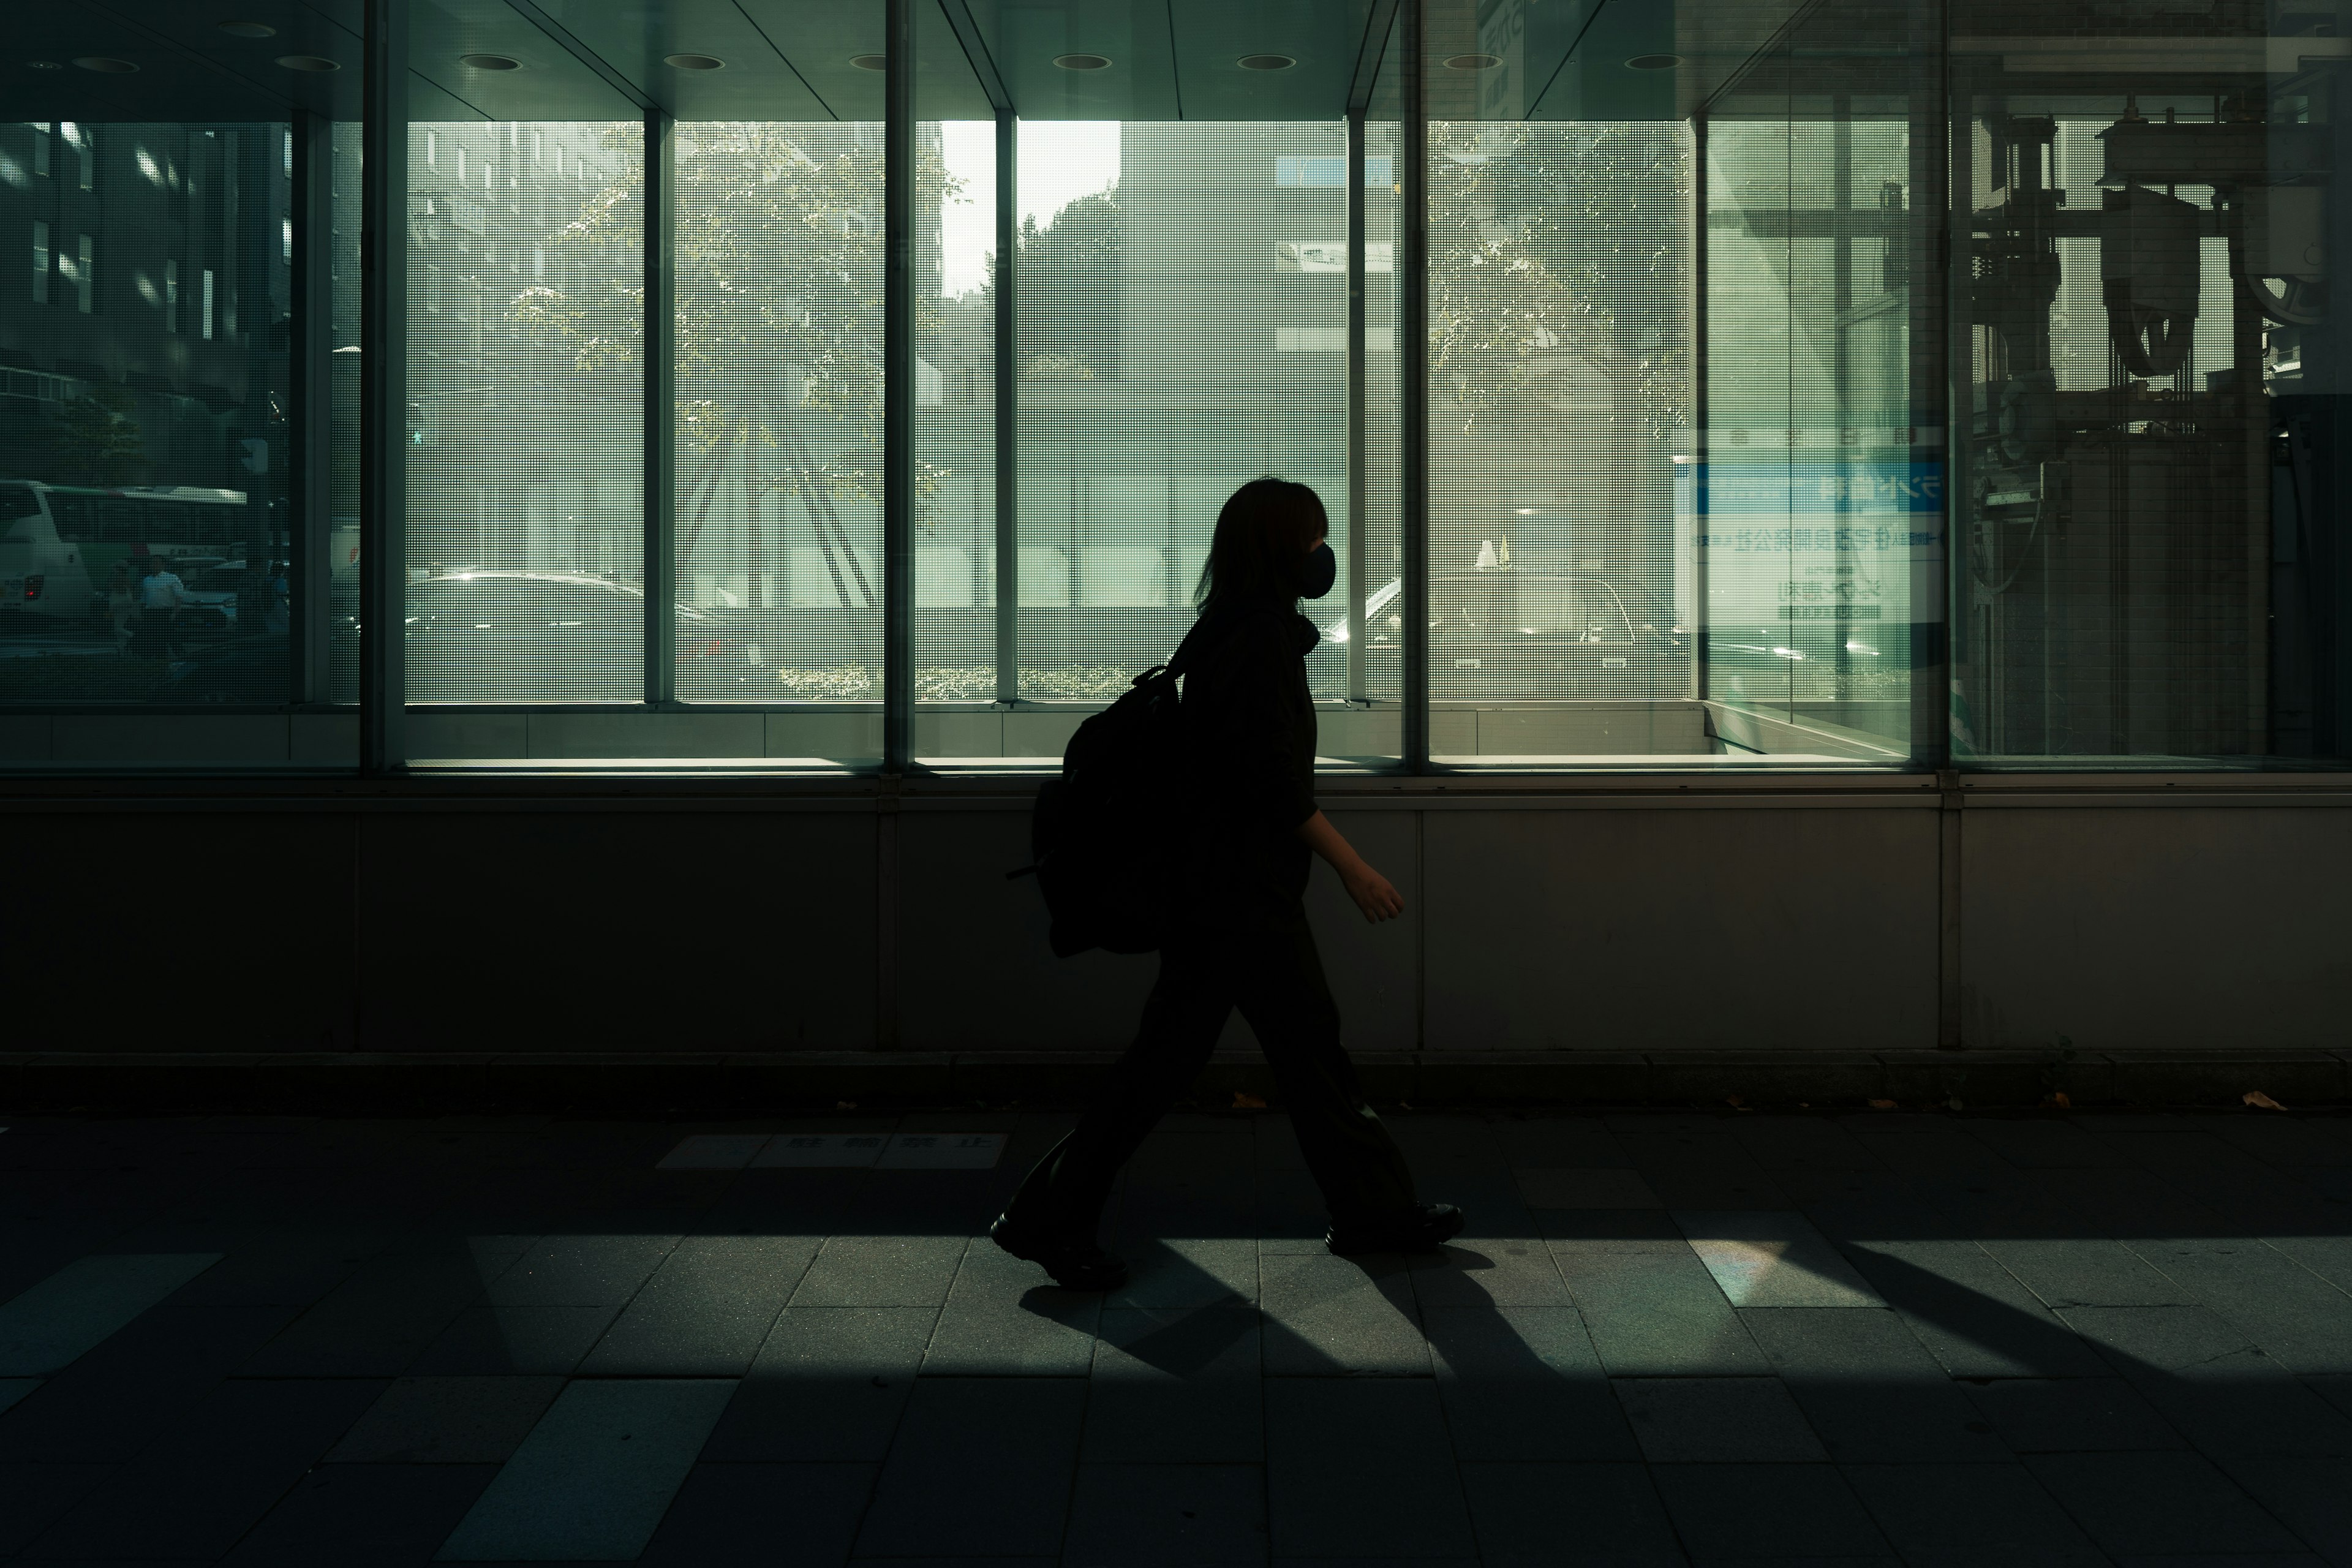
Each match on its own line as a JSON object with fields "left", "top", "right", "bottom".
{"left": 1340, "top": 861, "right": 1404, "bottom": 924}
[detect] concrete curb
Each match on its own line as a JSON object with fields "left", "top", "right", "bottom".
{"left": 1, "top": 1049, "right": 2344, "bottom": 1114}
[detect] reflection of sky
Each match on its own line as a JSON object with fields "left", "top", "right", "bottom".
{"left": 941, "top": 120, "right": 1123, "bottom": 298}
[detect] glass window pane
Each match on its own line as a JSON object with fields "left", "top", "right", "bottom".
{"left": 405, "top": 120, "right": 644, "bottom": 708}
{"left": 672, "top": 121, "right": 883, "bottom": 764}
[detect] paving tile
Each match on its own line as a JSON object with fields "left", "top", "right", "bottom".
{"left": 0, "top": 1303, "right": 300, "bottom": 1463}
{"left": 240, "top": 1242, "right": 518, "bottom": 1378}
{"left": 853, "top": 1378, "right": 1087, "bottom": 1558}
{"left": 1842, "top": 1461, "right": 2108, "bottom": 1566}
{"left": 23, "top": 1377, "right": 386, "bottom": 1561}
{"left": 1063, "top": 1463, "right": 1267, "bottom": 1567}
{"left": 218, "top": 1463, "right": 499, "bottom": 1567}
{"left": 1647, "top": 1463, "right": 1892, "bottom": 1560}
{"left": 1423, "top": 1307, "right": 1637, "bottom": 1463}
{"left": 1612, "top": 1378, "right": 1826, "bottom": 1463}
{"left": 1615, "top": 1134, "right": 1793, "bottom": 1210}
{"left": 1456, "top": 1461, "right": 1685, "bottom": 1566}
{"left": 2121, "top": 1238, "right": 2352, "bottom": 1378}
{"left": 1840, "top": 1240, "right": 2111, "bottom": 1379}
{"left": 635, "top": 1461, "right": 875, "bottom": 1567}
{"left": 788, "top": 1235, "right": 968, "bottom": 1308}
{"left": 2024, "top": 1450, "right": 2307, "bottom": 1557}
{"left": 1673, "top": 1212, "right": 1882, "bottom": 1308}
{"left": 701, "top": 1306, "right": 936, "bottom": 1463}
{"left": 921, "top": 1238, "right": 1104, "bottom": 1376}
{"left": 1102, "top": 1237, "right": 1257, "bottom": 1310}
{"left": 578, "top": 1236, "right": 811, "bottom": 1376}
{"left": 0, "top": 1463, "right": 113, "bottom": 1556}
{"left": 1742, "top": 1307, "right": 2010, "bottom": 1463}
{"left": 657, "top": 1134, "right": 775, "bottom": 1170}
{"left": 1408, "top": 1239, "right": 1575, "bottom": 1308}
{"left": 326, "top": 1376, "right": 567, "bottom": 1464}
{"left": 157, "top": 1237, "right": 378, "bottom": 1310}
{"left": 1515, "top": 1169, "right": 1663, "bottom": 1209}
{"left": 483, "top": 1234, "right": 679, "bottom": 1308}
{"left": 409, "top": 1304, "right": 621, "bottom": 1376}
{"left": 0, "top": 1378, "right": 37, "bottom": 1417}
{"left": 1087, "top": 1308, "right": 1262, "bottom": 1463}
{"left": 1548, "top": 1239, "right": 1768, "bottom": 1376}
{"left": 1264, "top": 1379, "right": 1475, "bottom": 1559}
{"left": 1959, "top": 1377, "right": 2188, "bottom": 1453}
{"left": 435, "top": 1378, "right": 737, "bottom": 1562}
{"left": 0, "top": 1254, "right": 224, "bottom": 1375}
{"left": 1259, "top": 1253, "right": 1428, "bottom": 1376}
{"left": 1981, "top": 1237, "right": 2199, "bottom": 1310}
{"left": 2212, "top": 1455, "right": 2352, "bottom": 1566}
{"left": 1730, "top": 1117, "right": 1888, "bottom": 1174}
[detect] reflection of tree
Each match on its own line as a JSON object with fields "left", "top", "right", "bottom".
{"left": 511, "top": 124, "right": 962, "bottom": 608}
{"left": 1428, "top": 123, "right": 1689, "bottom": 439}
{"left": 1003, "top": 190, "right": 1120, "bottom": 380}
{"left": 18, "top": 390, "right": 148, "bottom": 487}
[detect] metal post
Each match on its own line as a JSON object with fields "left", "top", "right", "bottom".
{"left": 1346, "top": 108, "right": 1368, "bottom": 706}
{"left": 995, "top": 108, "right": 1019, "bottom": 707}
{"left": 1398, "top": 0, "right": 1429, "bottom": 771}
{"left": 1918, "top": 0, "right": 1954, "bottom": 769}
{"left": 1692, "top": 110, "right": 1711, "bottom": 703}
{"left": 644, "top": 110, "right": 676, "bottom": 705}
{"left": 290, "top": 108, "right": 333, "bottom": 708}
{"left": 360, "top": 0, "right": 407, "bottom": 774}
{"left": 883, "top": 0, "right": 914, "bottom": 772}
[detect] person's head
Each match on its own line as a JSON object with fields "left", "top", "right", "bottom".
{"left": 1194, "top": 477, "right": 1332, "bottom": 609}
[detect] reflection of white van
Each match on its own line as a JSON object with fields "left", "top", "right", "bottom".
{"left": 0, "top": 481, "right": 95, "bottom": 623}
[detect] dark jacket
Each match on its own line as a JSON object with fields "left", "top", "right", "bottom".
{"left": 1173, "top": 596, "right": 1321, "bottom": 929}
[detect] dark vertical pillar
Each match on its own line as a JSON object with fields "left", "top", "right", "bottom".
{"left": 1346, "top": 108, "right": 1368, "bottom": 705}
{"left": 360, "top": 0, "right": 407, "bottom": 774}
{"left": 644, "top": 110, "right": 676, "bottom": 706}
{"left": 883, "top": 0, "right": 914, "bottom": 772}
{"left": 290, "top": 108, "right": 333, "bottom": 708}
{"left": 1917, "top": 0, "right": 1954, "bottom": 768}
{"left": 1399, "top": 0, "right": 1428, "bottom": 771}
{"left": 1692, "top": 110, "right": 1710, "bottom": 703}
{"left": 995, "top": 108, "right": 1019, "bottom": 709}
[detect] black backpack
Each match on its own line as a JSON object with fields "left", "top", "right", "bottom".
{"left": 1015, "top": 649, "right": 1196, "bottom": 957}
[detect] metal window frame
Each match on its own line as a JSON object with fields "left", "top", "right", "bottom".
{"left": 359, "top": 0, "right": 407, "bottom": 774}
{"left": 644, "top": 110, "right": 677, "bottom": 707}
{"left": 1398, "top": 0, "right": 1430, "bottom": 772}
{"left": 290, "top": 107, "right": 333, "bottom": 707}
{"left": 995, "top": 108, "right": 1019, "bottom": 710}
{"left": 883, "top": 0, "right": 916, "bottom": 774}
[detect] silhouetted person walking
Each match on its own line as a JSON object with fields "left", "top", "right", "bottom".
{"left": 993, "top": 477, "right": 1462, "bottom": 1289}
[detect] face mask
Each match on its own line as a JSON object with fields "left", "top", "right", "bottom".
{"left": 1295, "top": 541, "right": 1337, "bottom": 600}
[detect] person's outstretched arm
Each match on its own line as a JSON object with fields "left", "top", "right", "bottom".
{"left": 1297, "top": 810, "right": 1404, "bottom": 923}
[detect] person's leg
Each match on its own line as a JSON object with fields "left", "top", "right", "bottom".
{"left": 1231, "top": 911, "right": 1420, "bottom": 1226}
{"left": 1001, "top": 937, "right": 1232, "bottom": 1243}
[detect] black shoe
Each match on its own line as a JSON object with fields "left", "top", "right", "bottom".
{"left": 1325, "top": 1202, "right": 1467, "bottom": 1256}
{"left": 989, "top": 1213, "right": 1129, "bottom": 1291}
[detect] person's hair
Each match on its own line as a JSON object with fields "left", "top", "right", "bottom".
{"left": 1194, "top": 477, "right": 1328, "bottom": 609}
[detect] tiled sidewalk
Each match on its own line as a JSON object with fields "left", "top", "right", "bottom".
{"left": 0, "top": 1107, "right": 2348, "bottom": 1565}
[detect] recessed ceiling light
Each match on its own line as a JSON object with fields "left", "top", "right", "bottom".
{"left": 849, "top": 53, "right": 886, "bottom": 71}
{"left": 276, "top": 55, "right": 341, "bottom": 72}
{"left": 1237, "top": 53, "right": 1296, "bottom": 71}
{"left": 1443, "top": 53, "right": 1502, "bottom": 70}
{"left": 1624, "top": 53, "right": 1682, "bottom": 70}
{"left": 216, "top": 21, "right": 276, "bottom": 39}
{"left": 72, "top": 56, "right": 140, "bottom": 74}
{"left": 665, "top": 53, "right": 725, "bottom": 70}
{"left": 1052, "top": 53, "right": 1112, "bottom": 71}
{"left": 458, "top": 53, "right": 520, "bottom": 70}
{"left": 27, "top": 60, "right": 63, "bottom": 71}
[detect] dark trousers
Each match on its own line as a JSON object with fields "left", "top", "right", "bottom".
{"left": 1005, "top": 907, "right": 1419, "bottom": 1242}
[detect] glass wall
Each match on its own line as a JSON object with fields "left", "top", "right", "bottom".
{"left": 0, "top": 115, "right": 320, "bottom": 762}
{"left": 7, "top": 0, "right": 2351, "bottom": 777}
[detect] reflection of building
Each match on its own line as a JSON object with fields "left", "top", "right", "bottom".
{"left": 0, "top": 119, "right": 290, "bottom": 550}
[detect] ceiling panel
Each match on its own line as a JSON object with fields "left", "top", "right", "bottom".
{"left": 524, "top": 0, "right": 831, "bottom": 121}
{"left": 2, "top": 2, "right": 315, "bottom": 122}
{"left": 409, "top": 0, "right": 644, "bottom": 120}
{"left": 1529, "top": 0, "right": 1678, "bottom": 120}
{"left": 1167, "top": 0, "right": 1376, "bottom": 120}
{"left": 979, "top": 1, "right": 1181, "bottom": 120}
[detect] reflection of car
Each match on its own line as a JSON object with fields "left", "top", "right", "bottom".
{"left": 1314, "top": 573, "right": 1685, "bottom": 695}
{"left": 404, "top": 571, "right": 758, "bottom": 699}
{"left": 156, "top": 632, "right": 288, "bottom": 703}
